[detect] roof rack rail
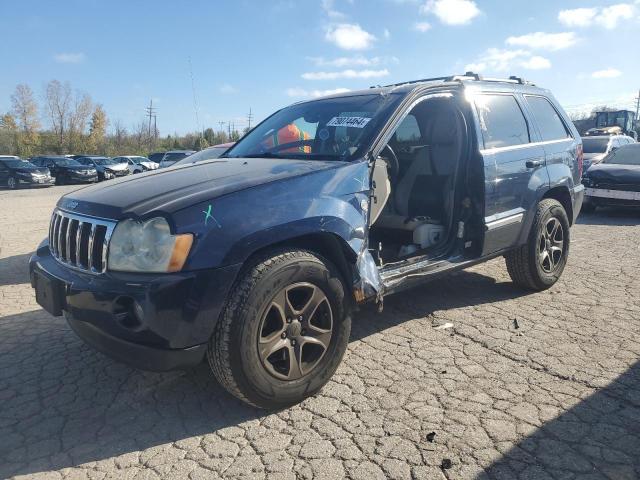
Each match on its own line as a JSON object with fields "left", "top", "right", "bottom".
{"left": 376, "top": 72, "right": 535, "bottom": 89}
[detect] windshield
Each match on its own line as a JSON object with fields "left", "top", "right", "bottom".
{"left": 92, "top": 157, "right": 118, "bottom": 165}
{"left": 582, "top": 137, "right": 609, "bottom": 154}
{"left": 129, "top": 157, "right": 148, "bottom": 164}
{"left": 163, "top": 152, "right": 191, "bottom": 162}
{"left": 175, "top": 147, "right": 227, "bottom": 165}
{"left": 2, "top": 159, "right": 36, "bottom": 168}
{"left": 53, "top": 158, "right": 82, "bottom": 167}
{"left": 596, "top": 111, "right": 628, "bottom": 129}
{"left": 224, "top": 93, "right": 402, "bottom": 161}
{"left": 603, "top": 145, "right": 640, "bottom": 166}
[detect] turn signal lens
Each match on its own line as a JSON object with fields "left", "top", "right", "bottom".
{"left": 168, "top": 234, "right": 194, "bottom": 272}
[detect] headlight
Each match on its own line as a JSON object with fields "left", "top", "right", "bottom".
{"left": 108, "top": 217, "right": 193, "bottom": 273}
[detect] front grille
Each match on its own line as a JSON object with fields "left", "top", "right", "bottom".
{"left": 49, "top": 209, "right": 116, "bottom": 274}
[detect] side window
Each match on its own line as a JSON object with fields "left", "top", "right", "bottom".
{"left": 0, "top": 162, "right": 6, "bottom": 172}
{"left": 475, "top": 94, "right": 530, "bottom": 149}
{"left": 394, "top": 114, "right": 421, "bottom": 142}
{"left": 525, "top": 96, "right": 570, "bottom": 142}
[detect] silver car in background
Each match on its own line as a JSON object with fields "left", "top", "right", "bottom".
{"left": 158, "top": 150, "right": 196, "bottom": 168}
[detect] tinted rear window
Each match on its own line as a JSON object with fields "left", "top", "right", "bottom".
{"left": 476, "top": 94, "right": 530, "bottom": 149}
{"left": 526, "top": 96, "right": 570, "bottom": 142}
{"left": 582, "top": 137, "right": 609, "bottom": 154}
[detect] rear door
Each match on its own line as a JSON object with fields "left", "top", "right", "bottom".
{"left": 0, "top": 160, "right": 9, "bottom": 185}
{"left": 473, "top": 92, "right": 548, "bottom": 255}
{"left": 523, "top": 94, "right": 579, "bottom": 198}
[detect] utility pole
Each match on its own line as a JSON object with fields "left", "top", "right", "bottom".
{"left": 247, "top": 108, "right": 253, "bottom": 130}
{"left": 145, "top": 100, "right": 157, "bottom": 146}
{"left": 635, "top": 89, "right": 640, "bottom": 122}
{"left": 228, "top": 121, "right": 231, "bottom": 140}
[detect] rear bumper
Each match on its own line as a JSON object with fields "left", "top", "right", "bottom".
{"left": 29, "top": 240, "right": 241, "bottom": 371}
{"left": 571, "top": 184, "right": 585, "bottom": 223}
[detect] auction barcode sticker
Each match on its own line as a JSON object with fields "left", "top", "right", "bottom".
{"left": 326, "top": 116, "right": 372, "bottom": 128}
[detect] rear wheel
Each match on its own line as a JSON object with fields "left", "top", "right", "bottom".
{"left": 208, "top": 249, "right": 351, "bottom": 409}
{"left": 505, "top": 199, "right": 570, "bottom": 291}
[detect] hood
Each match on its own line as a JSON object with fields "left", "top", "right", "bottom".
{"left": 58, "top": 157, "right": 341, "bottom": 219}
{"left": 103, "top": 162, "right": 128, "bottom": 171}
{"left": 585, "top": 163, "right": 640, "bottom": 185}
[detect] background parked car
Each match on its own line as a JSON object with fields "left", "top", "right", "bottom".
{"left": 0, "top": 156, "right": 53, "bottom": 189}
{"left": 117, "top": 156, "right": 159, "bottom": 174}
{"left": 75, "top": 156, "right": 130, "bottom": 181}
{"left": 582, "top": 143, "right": 640, "bottom": 212}
{"left": 581, "top": 135, "right": 635, "bottom": 173}
{"left": 158, "top": 150, "right": 196, "bottom": 168}
{"left": 147, "top": 152, "right": 166, "bottom": 164}
{"left": 30, "top": 156, "right": 98, "bottom": 185}
{"left": 173, "top": 142, "right": 235, "bottom": 166}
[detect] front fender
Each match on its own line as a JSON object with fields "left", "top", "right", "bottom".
{"left": 173, "top": 160, "right": 372, "bottom": 271}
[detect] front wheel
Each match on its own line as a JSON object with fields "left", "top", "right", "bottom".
{"left": 505, "top": 199, "right": 570, "bottom": 291}
{"left": 208, "top": 249, "right": 351, "bottom": 409}
{"left": 7, "top": 176, "right": 17, "bottom": 189}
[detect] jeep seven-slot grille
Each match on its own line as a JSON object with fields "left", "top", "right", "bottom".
{"left": 49, "top": 210, "right": 116, "bottom": 274}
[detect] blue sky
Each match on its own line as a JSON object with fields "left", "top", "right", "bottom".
{"left": 1, "top": 0, "right": 638, "bottom": 135}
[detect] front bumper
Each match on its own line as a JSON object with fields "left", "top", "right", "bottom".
{"left": 67, "top": 173, "right": 99, "bottom": 183}
{"left": 16, "top": 175, "right": 55, "bottom": 186}
{"left": 584, "top": 187, "right": 640, "bottom": 207}
{"left": 29, "top": 240, "right": 241, "bottom": 371}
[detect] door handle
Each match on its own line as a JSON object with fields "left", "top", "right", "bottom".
{"left": 526, "top": 159, "right": 544, "bottom": 169}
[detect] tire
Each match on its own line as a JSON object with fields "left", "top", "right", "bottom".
{"left": 7, "top": 176, "right": 17, "bottom": 189}
{"left": 505, "top": 199, "right": 570, "bottom": 291}
{"left": 208, "top": 249, "right": 351, "bottom": 409}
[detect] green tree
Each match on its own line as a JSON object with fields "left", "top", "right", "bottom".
{"left": 193, "top": 136, "right": 209, "bottom": 150}
{"left": 0, "top": 113, "right": 18, "bottom": 154}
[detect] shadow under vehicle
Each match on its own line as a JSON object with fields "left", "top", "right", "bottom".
{"left": 30, "top": 73, "right": 584, "bottom": 409}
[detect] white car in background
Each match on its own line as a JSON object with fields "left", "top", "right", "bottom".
{"left": 116, "top": 156, "right": 160, "bottom": 174}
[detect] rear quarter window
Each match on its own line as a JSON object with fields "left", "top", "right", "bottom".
{"left": 525, "top": 95, "right": 571, "bottom": 142}
{"left": 475, "top": 94, "right": 530, "bottom": 149}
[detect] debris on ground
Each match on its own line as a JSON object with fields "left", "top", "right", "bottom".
{"left": 434, "top": 322, "right": 454, "bottom": 330}
{"left": 441, "top": 458, "right": 453, "bottom": 470}
{"left": 426, "top": 432, "right": 436, "bottom": 443}
{"left": 513, "top": 318, "right": 520, "bottom": 329}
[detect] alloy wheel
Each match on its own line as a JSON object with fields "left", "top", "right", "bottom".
{"left": 7, "top": 177, "right": 16, "bottom": 189}
{"left": 538, "top": 217, "right": 564, "bottom": 273}
{"left": 257, "top": 282, "right": 333, "bottom": 380}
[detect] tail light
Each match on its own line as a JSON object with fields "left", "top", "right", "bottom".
{"left": 577, "top": 144, "right": 584, "bottom": 179}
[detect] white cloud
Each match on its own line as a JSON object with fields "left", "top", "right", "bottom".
{"left": 53, "top": 52, "right": 85, "bottom": 64}
{"left": 321, "top": 0, "right": 346, "bottom": 18}
{"left": 286, "top": 87, "right": 351, "bottom": 98}
{"left": 420, "top": 0, "right": 481, "bottom": 25}
{"left": 558, "top": 7, "right": 597, "bottom": 27}
{"left": 598, "top": 3, "right": 635, "bottom": 28}
{"left": 591, "top": 68, "right": 622, "bottom": 78}
{"left": 383, "top": 28, "right": 391, "bottom": 39}
{"left": 301, "top": 68, "right": 390, "bottom": 80}
{"left": 219, "top": 84, "right": 238, "bottom": 94}
{"left": 308, "top": 56, "right": 381, "bottom": 67}
{"left": 558, "top": 4, "right": 635, "bottom": 29}
{"left": 506, "top": 31, "right": 578, "bottom": 51}
{"left": 325, "top": 23, "right": 376, "bottom": 50}
{"left": 520, "top": 55, "right": 552, "bottom": 70}
{"left": 413, "top": 21, "right": 432, "bottom": 32}
{"left": 464, "top": 48, "right": 551, "bottom": 72}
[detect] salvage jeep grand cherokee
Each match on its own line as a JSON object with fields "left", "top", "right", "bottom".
{"left": 30, "top": 73, "right": 584, "bottom": 409}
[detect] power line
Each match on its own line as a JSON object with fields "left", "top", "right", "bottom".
{"left": 247, "top": 107, "right": 253, "bottom": 130}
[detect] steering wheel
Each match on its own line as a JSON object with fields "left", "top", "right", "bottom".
{"left": 378, "top": 144, "right": 400, "bottom": 182}
{"left": 263, "top": 139, "right": 315, "bottom": 153}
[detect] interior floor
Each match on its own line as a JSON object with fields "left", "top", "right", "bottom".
{"left": 369, "top": 96, "right": 467, "bottom": 264}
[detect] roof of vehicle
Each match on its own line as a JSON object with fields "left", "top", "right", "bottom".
{"left": 0, "top": 155, "right": 19, "bottom": 159}
{"left": 209, "top": 143, "right": 235, "bottom": 149}
{"left": 119, "top": 155, "right": 150, "bottom": 158}
{"left": 301, "top": 72, "right": 550, "bottom": 103}
{"left": 165, "top": 150, "right": 196, "bottom": 154}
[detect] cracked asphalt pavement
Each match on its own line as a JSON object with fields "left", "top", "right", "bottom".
{"left": 1, "top": 186, "right": 639, "bottom": 480}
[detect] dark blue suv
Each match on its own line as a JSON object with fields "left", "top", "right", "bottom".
{"left": 30, "top": 73, "right": 584, "bottom": 408}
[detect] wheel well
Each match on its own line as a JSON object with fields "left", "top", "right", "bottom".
{"left": 245, "top": 232, "right": 357, "bottom": 289}
{"left": 543, "top": 187, "right": 573, "bottom": 225}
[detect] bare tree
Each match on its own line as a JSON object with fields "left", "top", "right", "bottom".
{"left": 67, "top": 93, "right": 93, "bottom": 152}
{"left": 112, "top": 119, "right": 128, "bottom": 153}
{"left": 44, "top": 80, "right": 72, "bottom": 152}
{"left": 10, "top": 84, "right": 40, "bottom": 156}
